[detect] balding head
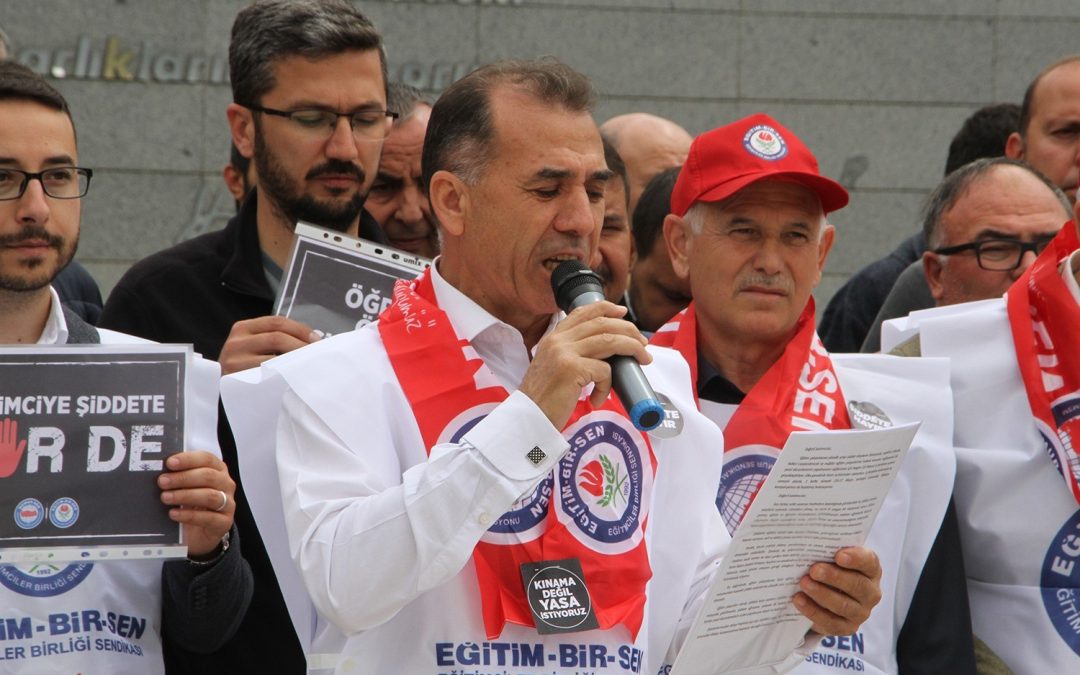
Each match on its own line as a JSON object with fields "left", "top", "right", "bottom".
{"left": 600, "top": 113, "right": 692, "bottom": 214}
{"left": 1005, "top": 55, "right": 1080, "bottom": 201}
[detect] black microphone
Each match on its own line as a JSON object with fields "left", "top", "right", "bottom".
{"left": 550, "top": 260, "right": 665, "bottom": 432}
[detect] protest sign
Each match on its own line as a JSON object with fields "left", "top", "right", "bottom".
{"left": 275, "top": 222, "right": 430, "bottom": 337}
{"left": 0, "top": 346, "right": 190, "bottom": 562}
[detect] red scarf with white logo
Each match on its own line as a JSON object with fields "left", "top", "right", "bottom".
{"left": 651, "top": 299, "right": 850, "bottom": 457}
{"left": 1006, "top": 222, "right": 1080, "bottom": 506}
{"left": 378, "top": 270, "right": 655, "bottom": 639}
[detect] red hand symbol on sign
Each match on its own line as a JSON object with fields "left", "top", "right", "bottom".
{"left": 0, "top": 418, "right": 27, "bottom": 478}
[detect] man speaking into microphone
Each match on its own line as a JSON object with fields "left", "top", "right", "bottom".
{"left": 225, "top": 59, "right": 882, "bottom": 673}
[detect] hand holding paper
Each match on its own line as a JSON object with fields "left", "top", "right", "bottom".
{"left": 158, "top": 450, "right": 236, "bottom": 558}
{"left": 794, "top": 545, "right": 882, "bottom": 636}
{"left": 671, "top": 423, "right": 917, "bottom": 675}
{"left": 218, "top": 315, "right": 320, "bottom": 375}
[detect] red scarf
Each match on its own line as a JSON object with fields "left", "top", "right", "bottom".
{"left": 1006, "top": 222, "right": 1080, "bottom": 506}
{"left": 378, "top": 270, "right": 656, "bottom": 639}
{"left": 651, "top": 301, "right": 851, "bottom": 516}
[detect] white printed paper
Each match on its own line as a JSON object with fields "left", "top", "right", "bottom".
{"left": 671, "top": 423, "right": 919, "bottom": 675}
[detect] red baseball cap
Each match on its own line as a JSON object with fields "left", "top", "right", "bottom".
{"left": 670, "top": 113, "right": 849, "bottom": 217}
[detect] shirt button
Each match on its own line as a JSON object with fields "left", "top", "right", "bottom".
{"left": 478, "top": 512, "right": 492, "bottom": 527}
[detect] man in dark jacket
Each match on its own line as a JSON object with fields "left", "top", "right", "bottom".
{"left": 100, "top": 1, "right": 390, "bottom": 672}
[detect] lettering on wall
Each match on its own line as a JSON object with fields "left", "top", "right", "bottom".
{"left": 16, "top": 36, "right": 476, "bottom": 91}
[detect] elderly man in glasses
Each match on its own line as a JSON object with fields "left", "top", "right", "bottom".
{"left": 921, "top": 157, "right": 1071, "bottom": 308}
{"left": 98, "top": 1, "right": 392, "bottom": 672}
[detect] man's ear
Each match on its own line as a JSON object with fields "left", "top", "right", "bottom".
{"left": 428, "top": 170, "right": 469, "bottom": 237}
{"left": 222, "top": 165, "right": 247, "bottom": 203}
{"left": 814, "top": 223, "right": 836, "bottom": 285}
{"left": 1005, "top": 131, "right": 1025, "bottom": 160}
{"left": 923, "top": 251, "right": 946, "bottom": 304}
{"left": 663, "top": 213, "right": 691, "bottom": 281}
{"left": 226, "top": 104, "right": 256, "bottom": 160}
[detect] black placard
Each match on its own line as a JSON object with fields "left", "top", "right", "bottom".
{"left": 0, "top": 346, "right": 188, "bottom": 561}
{"left": 275, "top": 222, "right": 430, "bottom": 338}
{"left": 520, "top": 557, "right": 599, "bottom": 634}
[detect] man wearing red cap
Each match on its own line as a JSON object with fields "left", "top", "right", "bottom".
{"left": 652, "top": 114, "right": 976, "bottom": 673}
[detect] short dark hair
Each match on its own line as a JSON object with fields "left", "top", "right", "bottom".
{"left": 922, "top": 157, "right": 1071, "bottom": 249}
{"left": 601, "top": 133, "right": 629, "bottom": 207}
{"left": 944, "top": 103, "right": 1019, "bottom": 175}
{"left": 387, "top": 82, "right": 430, "bottom": 121}
{"left": 422, "top": 58, "right": 595, "bottom": 191}
{"left": 632, "top": 165, "right": 680, "bottom": 257}
{"left": 229, "top": 0, "right": 387, "bottom": 107}
{"left": 0, "top": 60, "right": 70, "bottom": 115}
{"left": 1017, "top": 54, "right": 1080, "bottom": 138}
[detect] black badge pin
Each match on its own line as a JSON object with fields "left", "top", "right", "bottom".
{"left": 520, "top": 558, "right": 599, "bottom": 635}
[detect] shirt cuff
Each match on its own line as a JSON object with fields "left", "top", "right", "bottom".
{"left": 461, "top": 390, "right": 568, "bottom": 480}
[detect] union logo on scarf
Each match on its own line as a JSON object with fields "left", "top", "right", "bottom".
{"left": 1006, "top": 223, "right": 1080, "bottom": 506}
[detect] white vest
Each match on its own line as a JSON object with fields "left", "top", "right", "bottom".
{"left": 895, "top": 299, "right": 1080, "bottom": 673}
{"left": 224, "top": 333, "right": 769, "bottom": 674}
{"left": 0, "top": 329, "right": 221, "bottom": 674}
{"left": 699, "top": 354, "right": 956, "bottom": 675}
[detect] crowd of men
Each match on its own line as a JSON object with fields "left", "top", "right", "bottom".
{"left": 2, "top": 0, "right": 1079, "bottom": 673}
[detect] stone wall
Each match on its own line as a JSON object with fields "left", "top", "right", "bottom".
{"left": 3, "top": 0, "right": 1078, "bottom": 307}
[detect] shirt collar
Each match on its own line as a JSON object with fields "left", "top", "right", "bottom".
{"left": 429, "top": 259, "right": 560, "bottom": 346}
{"left": 696, "top": 353, "right": 747, "bottom": 404}
{"left": 38, "top": 287, "right": 68, "bottom": 345}
{"left": 1064, "top": 248, "right": 1080, "bottom": 306}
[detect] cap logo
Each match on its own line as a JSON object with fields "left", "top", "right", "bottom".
{"left": 743, "top": 124, "right": 788, "bottom": 161}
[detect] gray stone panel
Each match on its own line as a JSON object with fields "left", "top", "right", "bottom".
{"left": 739, "top": 15, "right": 993, "bottom": 103}
{"left": 748, "top": 0, "right": 991, "bottom": 16}
{"left": 3, "top": 2, "right": 213, "bottom": 54}
{"left": 997, "top": 1, "right": 1080, "bottom": 18}
{"left": 78, "top": 170, "right": 230, "bottom": 263}
{"left": 993, "top": 21, "right": 1080, "bottom": 103}
{"left": 826, "top": 189, "right": 926, "bottom": 277}
{"left": 206, "top": 0, "right": 247, "bottom": 53}
{"left": 476, "top": 7, "right": 739, "bottom": 98}
{"left": 360, "top": 2, "right": 479, "bottom": 91}
{"left": 2, "top": 0, "right": 1071, "bottom": 305}
{"left": 594, "top": 98, "right": 741, "bottom": 137}
{"left": 741, "top": 103, "right": 973, "bottom": 193}
{"left": 52, "top": 79, "right": 208, "bottom": 173}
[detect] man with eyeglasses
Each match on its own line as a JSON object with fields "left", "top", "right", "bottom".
{"left": 921, "top": 157, "right": 1071, "bottom": 309}
{"left": 879, "top": 163, "right": 1080, "bottom": 673}
{"left": 99, "top": 1, "right": 390, "bottom": 672}
{"left": 0, "top": 60, "right": 251, "bottom": 674}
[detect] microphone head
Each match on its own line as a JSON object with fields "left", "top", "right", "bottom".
{"left": 551, "top": 260, "right": 604, "bottom": 313}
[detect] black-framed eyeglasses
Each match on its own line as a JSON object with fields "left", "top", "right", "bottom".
{"left": 246, "top": 104, "right": 398, "bottom": 142}
{"left": 0, "top": 167, "right": 93, "bottom": 201}
{"left": 932, "top": 235, "right": 1056, "bottom": 271}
